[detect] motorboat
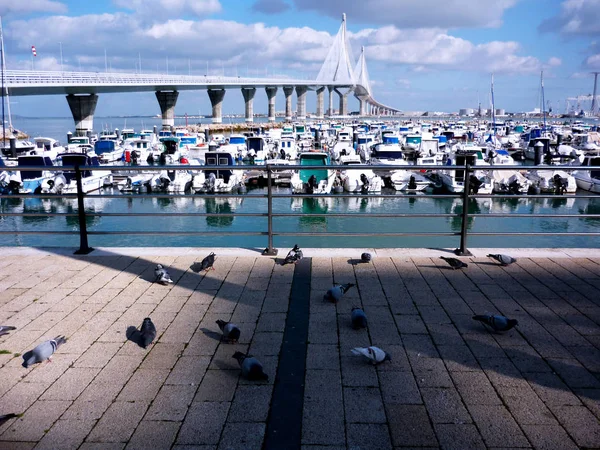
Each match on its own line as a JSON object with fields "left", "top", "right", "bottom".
{"left": 32, "top": 137, "right": 65, "bottom": 162}
{"left": 524, "top": 168, "right": 577, "bottom": 194}
{"left": 16, "top": 155, "right": 66, "bottom": 194}
{"left": 290, "top": 151, "right": 336, "bottom": 194}
{"left": 572, "top": 155, "right": 600, "bottom": 194}
{"left": 94, "top": 140, "right": 124, "bottom": 164}
{"left": 59, "top": 153, "right": 113, "bottom": 194}
{"left": 339, "top": 160, "right": 383, "bottom": 193}
{"left": 439, "top": 150, "right": 493, "bottom": 194}
{"left": 193, "top": 152, "right": 244, "bottom": 193}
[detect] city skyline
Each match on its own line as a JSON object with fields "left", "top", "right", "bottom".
{"left": 0, "top": 0, "right": 599, "bottom": 117}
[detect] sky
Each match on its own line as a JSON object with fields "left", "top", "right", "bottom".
{"left": 1, "top": 0, "right": 599, "bottom": 118}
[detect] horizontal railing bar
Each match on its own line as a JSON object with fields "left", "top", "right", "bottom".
{"left": 0, "top": 212, "right": 266, "bottom": 218}
{"left": 0, "top": 213, "right": 79, "bottom": 217}
{"left": 86, "top": 231, "right": 266, "bottom": 236}
{"left": 271, "top": 213, "right": 460, "bottom": 218}
{"left": 469, "top": 214, "right": 600, "bottom": 218}
{"left": 465, "top": 232, "right": 600, "bottom": 236}
{"left": 0, "top": 164, "right": 595, "bottom": 172}
{"left": 272, "top": 232, "right": 460, "bottom": 236}
{"left": 0, "top": 231, "right": 79, "bottom": 235}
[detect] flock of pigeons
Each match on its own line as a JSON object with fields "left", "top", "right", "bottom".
{"left": 0, "top": 248, "right": 520, "bottom": 424}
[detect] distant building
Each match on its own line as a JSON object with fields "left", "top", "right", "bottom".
{"left": 459, "top": 108, "right": 474, "bottom": 116}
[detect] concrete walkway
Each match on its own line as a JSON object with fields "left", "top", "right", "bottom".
{"left": 0, "top": 247, "right": 599, "bottom": 449}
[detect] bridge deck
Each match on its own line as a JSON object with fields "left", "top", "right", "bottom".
{"left": 0, "top": 247, "right": 598, "bottom": 449}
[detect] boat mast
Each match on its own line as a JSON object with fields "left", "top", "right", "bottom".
{"left": 491, "top": 73, "right": 496, "bottom": 137}
{"left": 0, "top": 16, "right": 5, "bottom": 144}
{"left": 541, "top": 70, "right": 546, "bottom": 131}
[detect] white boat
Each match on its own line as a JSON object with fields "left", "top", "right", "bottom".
{"left": 339, "top": 160, "right": 383, "bottom": 193}
{"left": 572, "top": 155, "right": 600, "bottom": 194}
{"left": 290, "top": 152, "right": 336, "bottom": 194}
{"left": 330, "top": 128, "right": 353, "bottom": 161}
{"left": 32, "top": 137, "right": 65, "bottom": 162}
{"left": 356, "top": 133, "right": 376, "bottom": 162}
{"left": 193, "top": 152, "right": 244, "bottom": 194}
{"left": 278, "top": 136, "right": 298, "bottom": 160}
{"left": 524, "top": 168, "right": 577, "bottom": 194}
{"left": 0, "top": 156, "right": 21, "bottom": 193}
{"left": 94, "top": 140, "right": 124, "bottom": 163}
{"left": 59, "top": 153, "right": 113, "bottom": 194}
{"left": 439, "top": 150, "right": 493, "bottom": 194}
{"left": 244, "top": 136, "right": 270, "bottom": 163}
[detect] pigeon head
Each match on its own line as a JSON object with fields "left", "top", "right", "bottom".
{"left": 293, "top": 244, "right": 299, "bottom": 251}
{"left": 384, "top": 352, "right": 392, "bottom": 362}
{"left": 351, "top": 307, "right": 362, "bottom": 312}
{"left": 508, "top": 319, "right": 519, "bottom": 328}
{"left": 156, "top": 264, "right": 163, "bottom": 270}
{"left": 361, "top": 252, "right": 372, "bottom": 263}
{"left": 232, "top": 351, "right": 246, "bottom": 363}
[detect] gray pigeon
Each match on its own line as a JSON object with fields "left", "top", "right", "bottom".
{"left": 232, "top": 351, "right": 268, "bottom": 381}
{"left": 216, "top": 320, "right": 241, "bottom": 343}
{"left": 487, "top": 254, "right": 517, "bottom": 266}
{"left": 473, "top": 314, "right": 518, "bottom": 332}
{"left": 200, "top": 252, "right": 216, "bottom": 271}
{"left": 324, "top": 283, "right": 356, "bottom": 303}
{"left": 351, "top": 346, "right": 391, "bottom": 365}
{"left": 0, "top": 414, "right": 18, "bottom": 426}
{"left": 351, "top": 307, "right": 367, "bottom": 329}
{"left": 0, "top": 325, "right": 16, "bottom": 337}
{"left": 139, "top": 318, "right": 157, "bottom": 348}
{"left": 361, "top": 252, "right": 372, "bottom": 263}
{"left": 283, "top": 244, "right": 303, "bottom": 265}
{"left": 22, "top": 336, "right": 67, "bottom": 368}
{"left": 154, "top": 264, "right": 173, "bottom": 285}
{"left": 440, "top": 256, "right": 468, "bottom": 270}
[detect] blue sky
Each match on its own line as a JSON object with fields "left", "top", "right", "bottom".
{"left": 1, "top": 0, "right": 599, "bottom": 118}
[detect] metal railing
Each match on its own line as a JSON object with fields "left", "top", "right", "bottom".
{"left": 0, "top": 163, "right": 599, "bottom": 255}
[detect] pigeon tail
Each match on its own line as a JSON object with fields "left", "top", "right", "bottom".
{"left": 352, "top": 316, "right": 368, "bottom": 329}
{"left": 0, "top": 414, "right": 18, "bottom": 426}
{"left": 341, "top": 283, "right": 356, "bottom": 294}
{"left": 232, "top": 351, "right": 246, "bottom": 365}
{"left": 22, "top": 350, "right": 35, "bottom": 368}
{"left": 216, "top": 320, "right": 227, "bottom": 332}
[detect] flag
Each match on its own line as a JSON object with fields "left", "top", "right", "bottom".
{"left": 31, "top": 45, "right": 37, "bottom": 57}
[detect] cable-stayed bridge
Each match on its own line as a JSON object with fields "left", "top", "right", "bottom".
{"left": 1, "top": 14, "right": 400, "bottom": 134}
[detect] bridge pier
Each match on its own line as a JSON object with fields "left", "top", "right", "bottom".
{"left": 316, "top": 87, "right": 325, "bottom": 118}
{"left": 335, "top": 88, "right": 349, "bottom": 117}
{"left": 241, "top": 87, "right": 256, "bottom": 123}
{"left": 357, "top": 96, "right": 367, "bottom": 117}
{"left": 265, "top": 87, "right": 277, "bottom": 122}
{"left": 66, "top": 94, "right": 98, "bottom": 136}
{"left": 208, "top": 89, "right": 226, "bottom": 124}
{"left": 283, "top": 87, "right": 294, "bottom": 121}
{"left": 327, "top": 86, "right": 334, "bottom": 116}
{"left": 155, "top": 91, "right": 179, "bottom": 130}
{"left": 296, "top": 86, "right": 307, "bottom": 120}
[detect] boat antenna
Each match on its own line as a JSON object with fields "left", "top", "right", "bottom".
{"left": 491, "top": 73, "right": 496, "bottom": 137}
{"left": 0, "top": 16, "right": 5, "bottom": 145}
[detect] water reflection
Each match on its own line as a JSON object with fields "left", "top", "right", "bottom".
{"left": 291, "top": 197, "right": 329, "bottom": 228}
{"left": 205, "top": 197, "right": 243, "bottom": 227}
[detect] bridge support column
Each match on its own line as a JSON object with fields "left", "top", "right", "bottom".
{"left": 316, "top": 87, "right": 325, "bottom": 118}
{"left": 283, "top": 87, "right": 294, "bottom": 121}
{"left": 208, "top": 89, "right": 226, "bottom": 124}
{"left": 241, "top": 87, "right": 256, "bottom": 123}
{"left": 155, "top": 91, "right": 179, "bottom": 130}
{"left": 327, "top": 86, "right": 334, "bottom": 116}
{"left": 335, "top": 89, "right": 349, "bottom": 117}
{"left": 296, "top": 86, "right": 307, "bottom": 120}
{"left": 66, "top": 94, "right": 98, "bottom": 136}
{"left": 357, "top": 96, "right": 367, "bottom": 117}
{"left": 265, "top": 87, "right": 277, "bottom": 122}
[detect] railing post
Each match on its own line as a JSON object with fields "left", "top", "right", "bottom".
{"left": 74, "top": 165, "right": 94, "bottom": 255}
{"left": 262, "top": 164, "right": 278, "bottom": 256}
{"left": 455, "top": 164, "right": 473, "bottom": 256}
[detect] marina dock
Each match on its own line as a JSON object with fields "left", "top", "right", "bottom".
{"left": 0, "top": 247, "right": 599, "bottom": 449}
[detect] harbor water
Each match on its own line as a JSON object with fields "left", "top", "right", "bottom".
{"left": 1, "top": 117, "right": 599, "bottom": 249}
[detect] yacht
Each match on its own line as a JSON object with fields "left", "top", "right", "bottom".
{"left": 59, "top": 153, "right": 113, "bottom": 194}
{"left": 16, "top": 155, "right": 66, "bottom": 194}
{"left": 193, "top": 152, "right": 244, "bottom": 194}
{"left": 572, "top": 154, "right": 600, "bottom": 193}
{"left": 290, "top": 151, "right": 336, "bottom": 194}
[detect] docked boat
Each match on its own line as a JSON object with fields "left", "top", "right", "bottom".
{"left": 339, "top": 160, "right": 383, "bottom": 193}
{"left": 16, "top": 155, "right": 66, "bottom": 194}
{"left": 94, "top": 140, "right": 124, "bottom": 164}
{"left": 572, "top": 155, "right": 600, "bottom": 194}
{"left": 278, "top": 136, "right": 298, "bottom": 160}
{"left": 32, "top": 137, "right": 65, "bottom": 162}
{"left": 290, "top": 151, "right": 336, "bottom": 194}
{"left": 524, "top": 168, "right": 577, "bottom": 194}
{"left": 193, "top": 152, "right": 244, "bottom": 194}
{"left": 59, "top": 153, "right": 113, "bottom": 194}
{"left": 439, "top": 150, "right": 493, "bottom": 194}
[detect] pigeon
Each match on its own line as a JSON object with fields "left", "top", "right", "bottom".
{"left": 324, "top": 283, "right": 356, "bottom": 303}
{"left": 216, "top": 320, "right": 241, "bottom": 343}
{"left": 22, "top": 336, "right": 67, "bottom": 368}
{"left": 154, "top": 264, "right": 173, "bottom": 285}
{"left": 351, "top": 307, "right": 368, "bottom": 329}
{"left": 487, "top": 254, "right": 517, "bottom": 266}
{"left": 139, "top": 317, "right": 157, "bottom": 348}
{"left": 440, "top": 256, "right": 468, "bottom": 270}
{"left": 0, "top": 414, "right": 18, "bottom": 426}
{"left": 199, "top": 252, "right": 216, "bottom": 271}
{"left": 232, "top": 351, "right": 268, "bottom": 381}
{"left": 360, "top": 252, "right": 372, "bottom": 263}
{"left": 0, "top": 325, "right": 16, "bottom": 337}
{"left": 351, "top": 346, "right": 391, "bottom": 365}
{"left": 283, "top": 244, "right": 303, "bottom": 265}
{"left": 472, "top": 314, "right": 518, "bottom": 332}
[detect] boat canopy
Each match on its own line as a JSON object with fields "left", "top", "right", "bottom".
{"left": 247, "top": 137, "right": 265, "bottom": 152}
{"left": 160, "top": 138, "right": 180, "bottom": 154}
{"left": 17, "top": 155, "right": 53, "bottom": 180}
{"left": 382, "top": 135, "right": 399, "bottom": 145}
{"left": 94, "top": 140, "right": 116, "bottom": 155}
{"left": 205, "top": 152, "right": 235, "bottom": 183}
{"left": 299, "top": 152, "right": 329, "bottom": 183}
{"left": 229, "top": 136, "right": 246, "bottom": 145}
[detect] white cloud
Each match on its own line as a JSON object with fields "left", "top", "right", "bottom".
{"left": 0, "top": 0, "right": 66, "bottom": 15}
{"left": 540, "top": 0, "right": 600, "bottom": 36}
{"left": 396, "top": 79, "right": 411, "bottom": 89}
{"left": 112, "top": 0, "right": 221, "bottom": 18}
{"left": 547, "top": 57, "right": 562, "bottom": 67}
{"left": 586, "top": 54, "right": 600, "bottom": 69}
{"left": 291, "top": 0, "right": 519, "bottom": 28}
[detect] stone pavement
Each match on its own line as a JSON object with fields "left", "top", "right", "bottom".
{"left": 0, "top": 247, "right": 599, "bottom": 450}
